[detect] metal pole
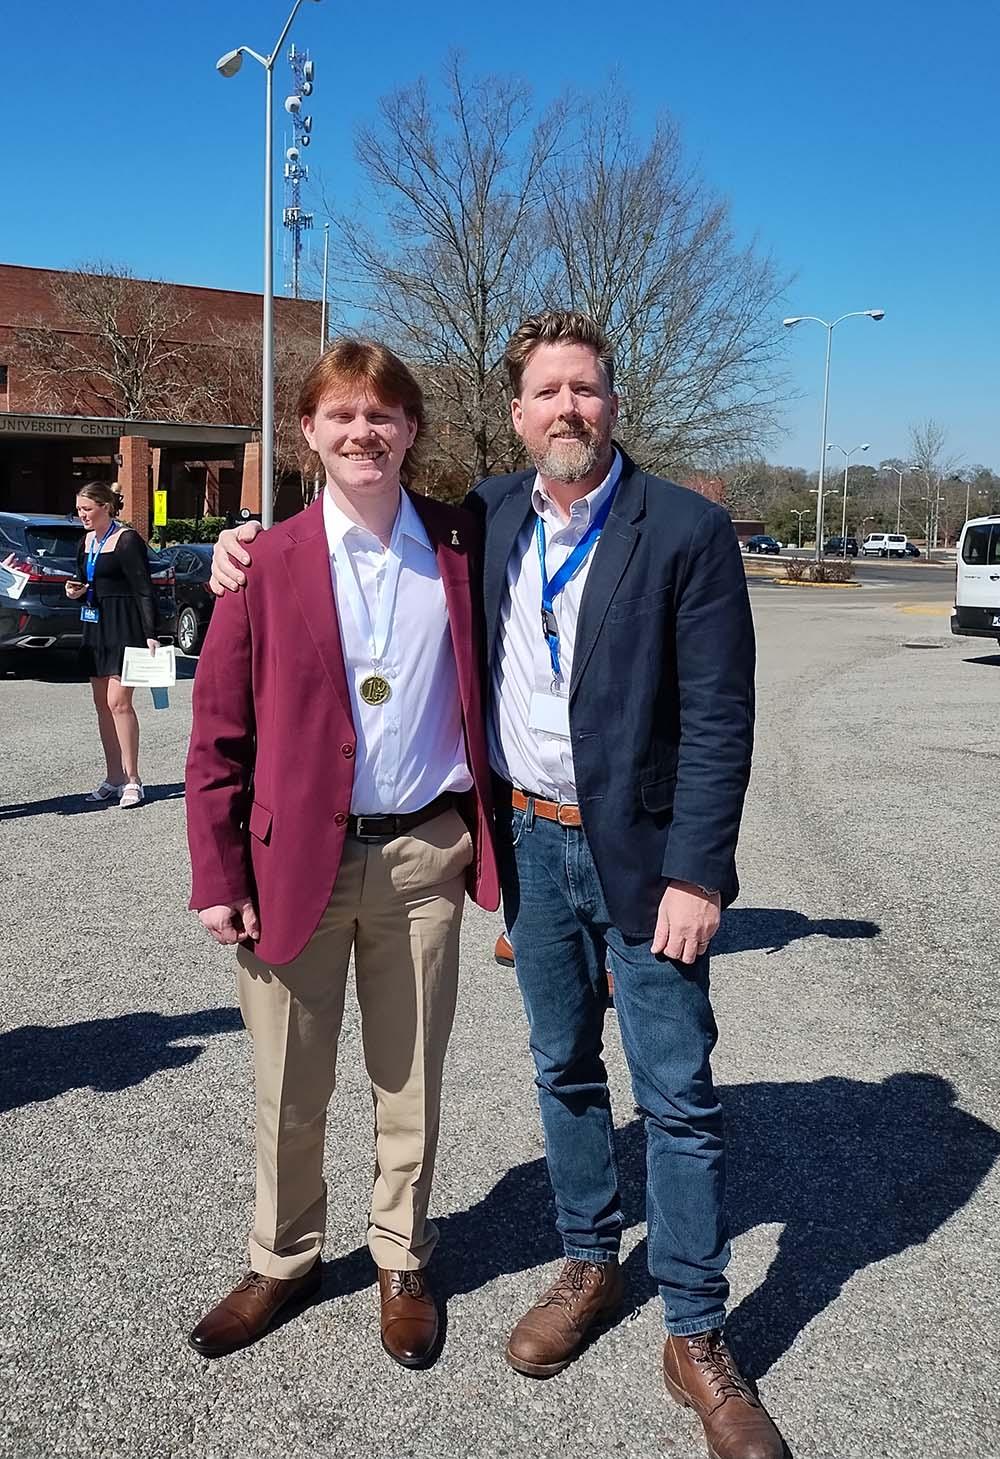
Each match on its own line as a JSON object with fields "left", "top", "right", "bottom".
{"left": 895, "top": 469, "right": 903, "bottom": 534}
{"left": 814, "top": 324, "right": 833, "bottom": 560}
{"left": 841, "top": 457, "right": 849, "bottom": 556}
{"left": 320, "top": 222, "right": 330, "bottom": 355}
{"left": 261, "top": 59, "right": 275, "bottom": 529}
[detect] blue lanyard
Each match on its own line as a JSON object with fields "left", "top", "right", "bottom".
{"left": 85, "top": 522, "right": 118, "bottom": 602}
{"left": 535, "top": 485, "right": 618, "bottom": 681}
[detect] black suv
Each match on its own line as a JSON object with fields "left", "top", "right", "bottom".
{"left": 159, "top": 544, "right": 216, "bottom": 655}
{"left": 823, "top": 535, "right": 859, "bottom": 557}
{"left": 0, "top": 511, "right": 177, "bottom": 660}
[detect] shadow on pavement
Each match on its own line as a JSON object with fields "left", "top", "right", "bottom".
{"left": 0, "top": 652, "right": 87, "bottom": 683}
{"left": 963, "top": 653, "right": 1000, "bottom": 667}
{"left": 0, "top": 1007, "right": 241, "bottom": 1113}
{"left": 0, "top": 781, "right": 185, "bottom": 820}
{"left": 318, "top": 1072, "right": 998, "bottom": 1382}
{"left": 715, "top": 907, "right": 880, "bottom": 955}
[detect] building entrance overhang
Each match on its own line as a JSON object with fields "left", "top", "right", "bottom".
{"left": 0, "top": 411, "right": 257, "bottom": 447}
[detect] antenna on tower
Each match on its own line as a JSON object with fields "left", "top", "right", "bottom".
{"left": 282, "top": 43, "right": 315, "bottom": 298}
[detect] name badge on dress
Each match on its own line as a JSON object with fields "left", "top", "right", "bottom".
{"left": 528, "top": 689, "right": 571, "bottom": 738}
{"left": 80, "top": 605, "right": 100, "bottom": 623}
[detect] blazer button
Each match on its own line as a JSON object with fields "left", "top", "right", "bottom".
{"left": 334, "top": 812, "right": 347, "bottom": 826}
{"left": 341, "top": 743, "right": 355, "bottom": 758}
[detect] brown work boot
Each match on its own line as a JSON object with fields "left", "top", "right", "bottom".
{"left": 378, "top": 1268, "right": 440, "bottom": 1368}
{"left": 188, "top": 1260, "right": 321, "bottom": 1358}
{"left": 663, "top": 1329, "right": 785, "bottom": 1459}
{"left": 494, "top": 932, "right": 515, "bottom": 967}
{"left": 506, "top": 1257, "right": 623, "bottom": 1377}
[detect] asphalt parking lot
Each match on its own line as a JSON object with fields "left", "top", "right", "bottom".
{"left": 1, "top": 572, "right": 998, "bottom": 1459}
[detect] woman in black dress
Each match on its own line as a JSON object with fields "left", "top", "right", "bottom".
{"left": 65, "top": 482, "right": 159, "bottom": 807}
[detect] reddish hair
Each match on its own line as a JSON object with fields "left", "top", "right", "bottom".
{"left": 297, "top": 337, "right": 425, "bottom": 484}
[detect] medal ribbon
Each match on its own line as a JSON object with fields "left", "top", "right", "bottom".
{"left": 330, "top": 504, "right": 405, "bottom": 684}
{"left": 85, "top": 521, "right": 119, "bottom": 606}
{"left": 535, "top": 485, "right": 618, "bottom": 681}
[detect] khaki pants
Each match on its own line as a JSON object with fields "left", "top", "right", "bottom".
{"left": 235, "top": 808, "right": 472, "bottom": 1278}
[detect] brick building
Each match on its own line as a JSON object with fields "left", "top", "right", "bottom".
{"left": 0, "top": 264, "right": 321, "bottom": 534}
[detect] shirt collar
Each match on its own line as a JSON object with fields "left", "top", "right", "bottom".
{"left": 531, "top": 448, "right": 622, "bottom": 531}
{"left": 323, "top": 485, "right": 432, "bottom": 554}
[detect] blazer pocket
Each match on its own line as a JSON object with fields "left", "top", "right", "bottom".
{"left": 248, "top": 800, "right": 273, "bottom": 844}
{"left": 641, "top": 775, "right": 677, "bottom": 813}
{"left": 608, "top": 585, "right": 673, "bottom": 623}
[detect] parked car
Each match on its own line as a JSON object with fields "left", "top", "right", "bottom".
{"left": 158, "top": 544, "right": 216, "bottom": 654}
{"left": 951, "top": 516, "right": 1000, "bottom": 645}
{"left": 903, "top": 541, "right": 922, "bottom": 558}
{"left": 0, "top": 511, "right": 176, "bottom": 659}
{"left": 745, "top": 534, "right": 782, "bottom": 555}
{"left": 861, "top": 532, "right": 909, "bottom": 558}
{"left": 823, "top": 536, "right": 859, "bottom": 556}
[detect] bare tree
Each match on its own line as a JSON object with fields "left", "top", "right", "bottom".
{"left": 324, "top": 56, "right": 568, "bottom": 485}
{"left": 330, "top": 64, "right": 789, "bottom": 490}
{"left": 909, "top": 418, "right": 961, "bottom": 550}
{"left": 13, "top": 262, "right": 209, "bottom": 421}
{"left": 201, "top": 319, "right": 320, "bottom": 509}
{"left": 540, "top": 92, "right": 791, "bottom": 472}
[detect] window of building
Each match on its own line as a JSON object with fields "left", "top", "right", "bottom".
{"left": 0, "top": 364, "right": 8, "bottom": 392}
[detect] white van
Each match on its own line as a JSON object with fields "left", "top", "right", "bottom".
{"left": 952, "top": 516, "right": 1000, "bottom": 645}
{"left": 861, "top": 532, "right": 908, "bottom": 558}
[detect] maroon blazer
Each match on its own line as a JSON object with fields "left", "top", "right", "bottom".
{"left": 185, "top": 492, "right": 500, "bottom": 965}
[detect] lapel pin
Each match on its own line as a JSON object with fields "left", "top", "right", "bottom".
{"left": 451, "top": 529, "right": 460, "bottom": 547}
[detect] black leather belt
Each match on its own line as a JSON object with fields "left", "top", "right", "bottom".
{"left": 347, "top": 792, "right": 458, "bottom": 843}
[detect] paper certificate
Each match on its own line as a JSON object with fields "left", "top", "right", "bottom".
{"left": 121, "top": 645, "right": 177, "bottom": 688}
{"left": 0, "top": 555, "right": 29, "bottom": 600}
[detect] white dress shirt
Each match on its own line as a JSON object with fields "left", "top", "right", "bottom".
{"left": 488, "top": 450, "right": 623, "bottom": 803}
{"left": 324, "top": 487, "right": 473, "bottom": 815}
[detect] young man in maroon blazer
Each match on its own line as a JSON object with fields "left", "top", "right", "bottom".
{"left": 184, "top": 340, "right": 499, "bottom": 1366}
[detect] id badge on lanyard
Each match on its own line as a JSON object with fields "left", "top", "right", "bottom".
{"left": 528, "top": 688, "right": 570, "bottom": 738}
{"left": 81, "top": 521, "right": 118, "bottom": 624}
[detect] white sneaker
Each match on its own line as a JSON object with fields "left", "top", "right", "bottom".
{"left": 87, "top": 780, "right": 124, "bottom": 802}
{"left": 119, "top": 781, "right": 144, "bottom": 809}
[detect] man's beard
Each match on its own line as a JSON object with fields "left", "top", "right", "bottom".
{"left": 530, "top": 422, "right": 607, "bottom": 483}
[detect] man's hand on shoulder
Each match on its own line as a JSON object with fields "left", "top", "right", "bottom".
{"left": 210, "top": 521, "right": 263, "bottom": 596}
{"left": 652, "top": 881, "right": 721, "bottom": 965}
{"left": 198, "top": 900, "right": 260, "bottom": 946}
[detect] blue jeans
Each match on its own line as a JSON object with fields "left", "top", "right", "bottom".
{"left": 500, "top": 797, "right": 729, "bottom": 1336}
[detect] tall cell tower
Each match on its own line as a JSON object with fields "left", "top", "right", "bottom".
{"left": 282, "top": 44, "right": 315, "bottom": 298}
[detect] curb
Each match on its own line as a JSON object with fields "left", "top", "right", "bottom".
{"left": 770, "top": 578, "right": 862, "bottom": 590}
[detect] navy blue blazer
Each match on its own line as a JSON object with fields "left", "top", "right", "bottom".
{"left": 465, "top": 448, "right": 756, "bottom": 939}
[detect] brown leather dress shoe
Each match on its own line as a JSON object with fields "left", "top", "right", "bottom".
{"left": 378, "top": 1268, "right": 440, "bottom": 1368}
{"left": 663, "top": 1330, "right": 785, "bottom": 1459}
{"left": 188, "top": 1261, "right": 321, "bottom": 1359}
{"left": 506, "top": 1257, "right": 623, "bottom": 1377}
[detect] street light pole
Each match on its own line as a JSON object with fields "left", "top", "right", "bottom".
{"left": 790, "top": 507, "right": 807, "bottom": 549}
{"left": 320, "top": 221, "right": 330, "bottom": 356}
{"left": 884, "top": 465, "right": 907, "bottom": 535}
{"left": 827, "top": 442, "right": 869, "bottom": 557}
{"left": 216, "top": 0, "right": 321, "bottom": 529}
{"left": 783, "top": 310, "right": 885, "bottom": 560}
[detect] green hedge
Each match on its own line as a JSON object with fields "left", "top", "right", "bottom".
{"left": 159, "top": 517, "right": 226, "bottom": 545}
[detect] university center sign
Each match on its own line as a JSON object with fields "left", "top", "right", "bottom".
{"left": 0, "top": 414, "right": 123, "bottom": 438}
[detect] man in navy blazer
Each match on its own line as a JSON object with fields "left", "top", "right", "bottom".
{"left": 466, "top": 311, "right": 781, "bottom": 1459}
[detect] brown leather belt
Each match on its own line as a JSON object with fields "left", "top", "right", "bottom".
{"left": 511, "top": 787, "right": 582, "bottom": 827}
{"left": 347, "top": 792, "right": 457, "bottom": 842}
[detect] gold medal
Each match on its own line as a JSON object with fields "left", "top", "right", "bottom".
{"left": 359, "top": 673, "right": 392, "bottom": 706}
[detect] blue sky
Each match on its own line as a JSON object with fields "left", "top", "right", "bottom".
{"left": 2, "top": 0, "right": 997, "bottom": 468}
